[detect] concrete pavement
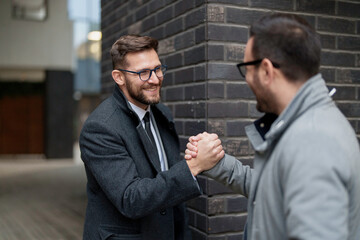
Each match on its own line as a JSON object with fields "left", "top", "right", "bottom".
{"left": 0, "top": 158, "right": 87, "bottom": 240}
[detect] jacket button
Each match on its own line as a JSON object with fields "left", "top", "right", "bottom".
{"left": 160, "top": 209, "right": 166, "bottom": 215}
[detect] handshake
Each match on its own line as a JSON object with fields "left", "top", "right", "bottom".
{"left": 185, "top": 132, "right": 225, "bottom": 176}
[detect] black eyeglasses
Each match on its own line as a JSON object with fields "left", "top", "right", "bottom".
{"left": 236, "top": 59, "right": 280, "bottom": 78}
{"left": 117, "top": 65, "right": 167, "bottom": 81}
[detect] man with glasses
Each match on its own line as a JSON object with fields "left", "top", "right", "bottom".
{"left": 185, "top": 13, "right": 360, "bottom": 239}
{"left": 79, "top": 35, "right": 205, "bottom": 240}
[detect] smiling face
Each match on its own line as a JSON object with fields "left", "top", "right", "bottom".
{"left": 119, "top": 48, "right": 163, "bottom": 109}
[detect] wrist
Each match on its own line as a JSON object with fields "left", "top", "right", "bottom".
{"left": 186, "top": 160, "right": 201, "bottom": 176}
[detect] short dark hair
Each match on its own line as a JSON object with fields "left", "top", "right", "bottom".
{"left": 250, "top": 13, "right": 321, "bottom": 81}
{"left": 110, "top": 35, "right": 158, "bottom": 69}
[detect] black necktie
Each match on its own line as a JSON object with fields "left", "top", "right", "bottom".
{"left": 143, "top": 112, "right": 157, "bottom": 148}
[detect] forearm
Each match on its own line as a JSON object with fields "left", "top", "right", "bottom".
{"left": 202, "top": 154, "right": 252, "bottom": 197}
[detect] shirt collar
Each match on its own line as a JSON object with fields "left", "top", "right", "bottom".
{"left": 128, "top": 101, "right": 150, "bottom": 120}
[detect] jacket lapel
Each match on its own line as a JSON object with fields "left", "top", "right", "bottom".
{"left": 136, "top": 123, "right": 161, "bottom": 173}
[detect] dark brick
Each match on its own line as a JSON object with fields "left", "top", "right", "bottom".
{"left": 338, "top": 1, "right": 360, "bottom": 18}
{"left": 148, "top": 26, "right": 165, "bottom": 39}
{"left": 227, "top": 83, "right": 254, "bottom": 100}
{"left": 338, "top": 36, "right": 360, "bottom": 51}
{"left": 165, "top": 87, "right": 184, "bottom": 101}
{"left": 207, "top": 178, "right": 233, "bottom": 196}
{"left": 228, "top": 233, "right": 245, "bottom": 240}
{"left": 175, "top": 0, "right": 196, "bottom": 17}
{"left": 336, "top": 69, "right": 360, "bottom": 84}
{"left": 187, "top": 195, "right": 207, "bottom": 213}
{"left": 185, "top": 83, "right": 206, "bottom": 100}
{"left": 207, "top": 197, "right": 226, "bottom": 215}
{"left": 208, "top": 0, "right": 247, "bottom": 5}
{"left": 250, "top": 0, "right": 293, "bottom": 10}
{"left": 185, "top": 45, "right": 206, "bottom": 65}
{"left": 143, "top": 15, "right": 156, "bottom": 32}
{"left": 185, "top": 120, "right": 206, "bottom": 136}
{"left": 174, "top": 67, "right": 194, "bottom": 84}
{"left": 318, "top": 17, "right": 356, "bottom": 34}
{"left": 185, "top": 7, "right": 206, "bottom": 29}
{"left": 174, "top": 30, "right": 195, "bottom": 50}
{"left": 348, "top": 120, "right": 357, "bottom": 133}
{"left": 337, "top": 102, "right": 360, "bottom": 118}
{"left": 195, "top": 25, "right": 206, "bottom": 44}
{"left": 225, "top": 45, "right": 245, "bottom": 62}
{"left": 319, "top": 34, "right": 336, "bottom": 49}
{"left": 187, "top": 209, "right": 196, "bottom": 227}
{"left": 208, "top": 82, "right": 225, "bottom": 99}
{"left": 226, "top": 8, "right": 269, "bottom": 26}
{"left": 249, "top": 102, "right": 263, "bottom": 118}
{"left": 190, "top": 229, "right": 207, "bottom": 240}
{"left": 164, "top": 52, "right": 183, "bottom": 68}
{"left": 162, "top": 71, "right": 174, "bottom": 87}
{"left": 174, "top": 103, "right": 195, "bottom": 118}
{"left": 320, "top": 68, "right": 335, "bottom": 83}
{"left": 165, "top": 17, "right": 184, "bottom": 37}
{"left": 195, "top": 211, "right": 208, "bottom": 232}
{"left": 208, "top": 102, "right": 248, "bottom": 118}
{"left": 224, "top": 139, "right": 253, "bottom": 156}
{"left": 156, "top": 5, "right": 174, "bottom": 25}
{"left": 174, "top": 120, "right": 184, "bottom": 135}
{"left": 208, "top": 44, "right": 224, "bottom": 61}
{"left": 208, "top": 215, "right": 246, "bottom": 233}
{"left": 208, "top": 63, "right": 241, "bottom": 80}
{"left": 208, "top": 5, "right": 225, "bottom": 22}
{"left": 208, "top": 24, "right": 248, "bottom": 43}
{"left": 208, "top": 120, "right": 226, "bottom": 136}
{"left": 148, "top": 0, "right": 166, "bottom": 14}
{"left": 195, "top": 0, "right": 206, "bottom": 7}
{"left": 296, "top": 0, "right": 335, "bottom": 15}
{"left": 321, "top": 51, "right": 356, "bottom": 67}
{"left": 195, "top": 65, "right": 206, "bottom": 81}
{"left": 227, "top": 195, "right": 248, "bottom": 213}
{"left": 227, "top": 120, "right": 252, "bottom": 137}
{"left": 326, "top": 85, "right": 356, "bottom": 101}
{"left": 194, "top": 102, "right": 206, "bottom": 118}
{"left": 135, "top": 5, "right": 148, "bottom": 21}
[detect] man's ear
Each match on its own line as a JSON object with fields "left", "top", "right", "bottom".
{"left": 260, "top": 58, "right": 275, "bottom": 85}
{"left": 112, "top": 70, "right": 125, "bottom": 86}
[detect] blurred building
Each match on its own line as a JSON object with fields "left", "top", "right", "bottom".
{"left": 0, "top": 0, "right": 101, "bottom": 159}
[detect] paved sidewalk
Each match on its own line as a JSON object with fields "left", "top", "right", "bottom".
{"left": 0, "top": 158, "right": 87, "bottom": 240}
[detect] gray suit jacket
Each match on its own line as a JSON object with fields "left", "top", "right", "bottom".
{"left": 80, "top": 85, "right": 201, "bottom": 240}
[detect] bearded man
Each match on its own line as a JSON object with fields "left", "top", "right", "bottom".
{"left": 79, "top": 35, "right": 208, "bottom": 240}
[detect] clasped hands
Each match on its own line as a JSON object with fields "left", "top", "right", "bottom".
{"left": 185, "top": 132, "right": 225, "bottom": 176}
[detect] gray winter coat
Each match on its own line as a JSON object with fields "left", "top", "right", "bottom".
{"left": 204, "top": 74, "right": 360, "bottom": 240}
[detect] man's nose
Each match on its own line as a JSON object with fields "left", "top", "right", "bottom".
{"left": 147, "top": 71, "right": 160, "bottom": 84}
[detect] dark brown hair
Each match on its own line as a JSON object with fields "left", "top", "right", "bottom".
{"left": 250, "top": 13, "right": 321, "bottom": 81}
{"left": 110, "top": 35, "right": 158, "bottom": 69}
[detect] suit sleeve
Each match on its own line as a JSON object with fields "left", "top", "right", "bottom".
{"left": 202, "top": 154, "right": 253, "bottom": 197}
{"left": 80, "top": 119, "right": 201, "bottom": 219}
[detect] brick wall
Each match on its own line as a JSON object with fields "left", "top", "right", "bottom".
{"left": 101, "top": 0, "right": 360, "bottom": 238}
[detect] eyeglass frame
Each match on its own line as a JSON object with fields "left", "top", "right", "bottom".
{"left": 117, "top": 64, "right": 167, "bottom": 82}
{"left": 236, "top": 59, "right": 280, "bottom": 78}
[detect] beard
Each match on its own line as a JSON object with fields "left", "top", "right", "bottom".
{"left": 125, "top": 77, "right": 162, "bottom": 105}
{"left": 251, "top": 72, "right": 272, "bottom": 113}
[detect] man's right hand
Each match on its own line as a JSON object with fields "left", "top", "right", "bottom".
{"left": 185, "top": 132, "right": 225, "bottom": 176}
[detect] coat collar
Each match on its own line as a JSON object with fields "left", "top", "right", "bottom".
{"left": 112, "top": 84, "right": 176, "bottom": 172}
